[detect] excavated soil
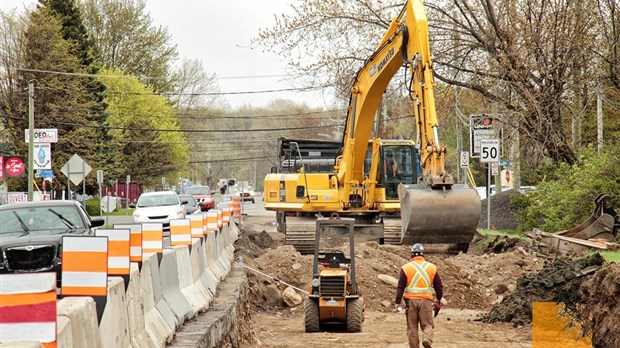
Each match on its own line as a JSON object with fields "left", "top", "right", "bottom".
{"left": 233, "top": 212, "right": 619, "bottom": 347}
{"left": 482, "top": 253, "right": 605, "bottom": 326}
{"left": 579, "top": 263, "right": 620, "bottom": 348}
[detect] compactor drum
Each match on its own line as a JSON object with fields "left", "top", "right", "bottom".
{"left": 305, "top": 216, "right": 365, "bottom": 333}
{"left": 398, "top": 183, "right": 481, "bottom": 252}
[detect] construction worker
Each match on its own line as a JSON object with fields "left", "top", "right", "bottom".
{"left": 394, "top": 243, "right": 444, "bottom": 348}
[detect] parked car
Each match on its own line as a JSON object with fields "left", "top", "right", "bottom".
{"left": 184, "top": 186, "right": 214, "bottom": 211}
{"left": 0, "top": 200, "right": 105, "bottom": 285}
{"left": 132, "top": 191, "right": 186, "bottom": 231}
{"left": 239, "top": 186, "right": 256, "bottom": 203}
{"left": 178, "top": 194, "right": 200, "bottom": 215}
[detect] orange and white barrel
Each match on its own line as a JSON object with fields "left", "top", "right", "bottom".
{"left": 216, "top": 209, "right": 223, "bottom": 229}
{"left": 170, "top": 219, "right": 191, "bottom": 246}
{"left": 189, "top": 215, "right": 204, "bottom": 239}
{"left": 202, "top": 212, "right": 207, "bottom": 235}
{"left": 95, "top": 229, "right": 130, "bottom": 276}
{"left": 61, "top": 236, "right": 108, "bottom": 296}
{"left": 222, "top": 206, "right": 231, "bottom": 225}
{"left": 230, "top": 196, "right": 241, "bottom": 220}
{"left": 142, "top": 222, "right": 164, "bottom": 254}
{"left": 114, "top": 224, "right": 142, "bottom": 263}
{"left": 0, "top": 272, "right": 57, "bottom": 346}
{"left": 206, "top": 211, "right": 218, "bottom": 232}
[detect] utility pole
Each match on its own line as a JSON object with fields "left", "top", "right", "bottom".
{"left": 597, "top": 87, "right": 603, "bottom": 153}
{"left": 27, "top": 81, "right": 35, "bottom": 201}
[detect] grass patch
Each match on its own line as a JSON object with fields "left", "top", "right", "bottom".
{"left": 477, "top": 228, "right": 524, "bottom": 237}
{"left": 593, "top": 250, "right": 620, "bottom": 263}
{"left": 107, "top": 208, "right": 134, "bottom": 216}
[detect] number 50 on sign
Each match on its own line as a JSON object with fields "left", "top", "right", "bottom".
{"left": 480, "top": 139, "right": 500, "bottom": 163}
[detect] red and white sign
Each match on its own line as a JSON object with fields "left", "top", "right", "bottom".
{"left": 24, "top": 128, "right": 58, "bottom": 143}
{"left": 8, "top": 193, "right": 28, "bottom": 203}
{"left": 3, "top": 157, "right": 25, "bottom": 177}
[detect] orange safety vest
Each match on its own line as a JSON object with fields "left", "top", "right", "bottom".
{"left": 401, "top": 256, "right": 437, "bottom": 301}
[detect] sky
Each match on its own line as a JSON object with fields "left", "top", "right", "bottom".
{"left": 0, "top": 0, "right": 332, "bottom": 109}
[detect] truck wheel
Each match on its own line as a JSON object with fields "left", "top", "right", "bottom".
{"left": 346, "top": 298, "right": 363, "bottom": 332}
{"left": 304, "top": 298, "right": 320, "bottom": 333}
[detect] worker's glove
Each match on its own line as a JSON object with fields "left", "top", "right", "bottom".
{"left": 432, "top": 301, "right": 442, "bottom": 317}
{"left": 394, "top": 304, "right": 403, "bottom": 313}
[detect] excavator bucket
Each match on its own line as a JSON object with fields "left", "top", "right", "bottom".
{"left": 398, "top": 183, "right": 481, "bottom": 251}
{"left": 556, "top": 194, "right": 619, "bottom": 241}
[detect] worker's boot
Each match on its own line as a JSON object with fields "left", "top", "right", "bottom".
{"left": 422, "top": 339, "right": 432, "bottom": 348}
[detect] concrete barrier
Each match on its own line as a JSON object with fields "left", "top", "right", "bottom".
{"left": 125, "top": 263, "right": 152, "bottom": 348}
{"left": 99, "top": 277, "right": 131, "bottom": 348}
{"left": 57, "top": 315, "right": 72, "bottom": 347}
{"left": 140, "top": 253, "right": 174, "bottom": 346}
{"left": 197, "top": 236, "right": 220, "bottom": 296}
{"left": 174, "top": 245, "right": 207, "bottom": 314}
{"left": 57, "top": 297, "right": 103, "bottom": 348}
{"left": 206, "top": 230, "right": 226, "bottom": 280}
{"left": 189, "top": 238, "right": 214, "bottom": 306}
{"left": 159, "top": 249, "right": 194, "bottom": 323}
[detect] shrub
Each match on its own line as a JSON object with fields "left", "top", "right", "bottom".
{"left": 516, "top": 146, "right": 620, "bottom": 233}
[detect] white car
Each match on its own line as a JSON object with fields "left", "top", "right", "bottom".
{"left": 132, "top": 191, "right": 186, "bottom": 231}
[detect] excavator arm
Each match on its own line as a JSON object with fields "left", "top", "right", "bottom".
{"left": 338, "top": 0, "right": 452, "bottom": 204}
{"left": 338, "top": 0, "right": 479, "bottom": 248}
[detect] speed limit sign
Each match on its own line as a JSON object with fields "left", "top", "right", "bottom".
{"left": 480, "top": 139, "right": 500, "bottom": 163}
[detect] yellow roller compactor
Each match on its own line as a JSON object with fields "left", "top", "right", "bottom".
{"left": 264, "top": 0, "right": 481, "bottom": 253}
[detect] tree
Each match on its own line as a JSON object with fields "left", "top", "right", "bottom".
{"left": 98, "top": 68, "right": 189, "bottom": 186}
{"left": 255, "top": 1, "right": 618, "bottom": 165}
{"left": 79, "top": 0, "right": 178, "bottom": 92}
{"left": 39, "top": 0, "right": 111, "bottom": 183}
{"left": 15, "top": 6, "right": 106, "bottom": 193}
{"left": 169, "top": 57, "right": 224, "bottom": 111}
{"left": 0, "top": 11, "right": 26, "bottom": 156}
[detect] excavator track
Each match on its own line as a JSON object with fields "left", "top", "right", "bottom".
{"left": 284, "top": 217, "right": 318, "bottom": 255}
{"left": 382, "top": 217, "right": 403, "bottom": 245}
{"left": 284, "top": 216, "right": 403, "bottom": 254}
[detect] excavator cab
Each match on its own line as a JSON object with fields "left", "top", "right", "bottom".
{"left": 364, "top": 144, "right": 419, "bottom": 200}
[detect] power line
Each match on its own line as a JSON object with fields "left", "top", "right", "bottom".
{"left": 6, "top": 114, "right": 344, "bottom": 133}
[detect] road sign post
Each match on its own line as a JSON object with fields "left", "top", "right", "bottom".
{"left": 480, "top": 139, "right": 500, "bottom": 232}
{"left": 459, "top": 151, "right": 469, "bottom": 183}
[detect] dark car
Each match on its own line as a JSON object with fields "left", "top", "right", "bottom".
{"left": 178, "top": 194, "right": 200, "bottom": 215}
{"left": 184, "top": 186, "right": 214, "bottom": 211}
{"left": 0, "top": 200, "right": 105, "bottom": 285}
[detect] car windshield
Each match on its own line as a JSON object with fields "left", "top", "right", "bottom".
{"left": 0, "top": 206, "right": 86, "bottom": 235}
{"left": 179, "top": 195, "right": 197, "bottom": 207}
{"left": 185, "top": 186, "right": 211, "bottom": 195}
{"left": 137, "top": 193, "right": 179, "bottom": 207}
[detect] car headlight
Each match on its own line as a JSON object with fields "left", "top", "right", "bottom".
{"left": 311, "top": 278, "right": 320, "bottom": 287}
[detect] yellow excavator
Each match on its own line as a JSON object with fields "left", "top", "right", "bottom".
{"left": 264, "top": 0, "right": 480, "bottom": 253}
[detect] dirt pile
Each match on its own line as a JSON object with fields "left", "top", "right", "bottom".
{"left": 235, "top": 230, "right": 278, "bottom": 260}
{"left": 479, "top": 189, "right": 523, "bottom": 230}
{"left": 238, "top": 230, "right": 543, "bottom": 312}
{"left": 469, "top": 231, "right": 533, "bottom": 255}
{"left": 483, "top": 253, "right": 605, "bottom": 326}
{"left": 579, "top": 262, "right": 620, "bottom": 348}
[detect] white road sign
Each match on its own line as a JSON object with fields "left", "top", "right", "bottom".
{"left": 33, "top": 143, "right": 52, "bottom": 169}
{"left": 480, "top": 139, "right": 500, "bottom": 163}
{"left": 60, "top": 154, "right": 92, "bottom": 186}
{"left": 470, "top": 115, "right": 502, "bottom": 158}
{"left": 459, "top": 151, "right": 469, "bottom": 168}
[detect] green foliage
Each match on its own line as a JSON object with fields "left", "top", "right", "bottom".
{"left": 79, "top": 0, "right": 178, "bottom": 92}
{"left": 85, "top": 197, "right": 100, "bottom": 216}
{"left": 98, "top": 68, "right": 188, "bottom": 186}
{"left": 516, "top": 146, "right": 620, "bottom": 233}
